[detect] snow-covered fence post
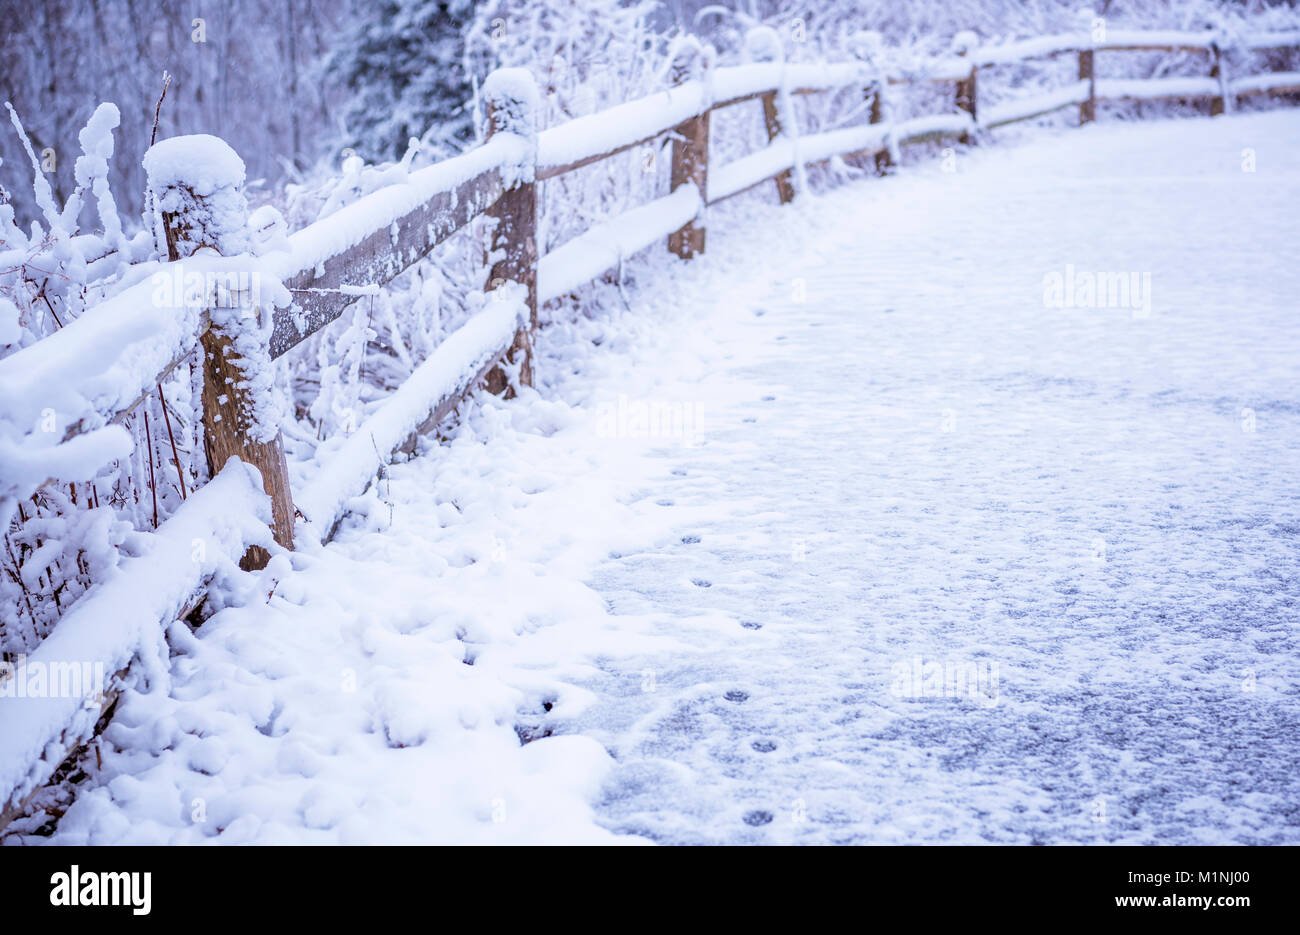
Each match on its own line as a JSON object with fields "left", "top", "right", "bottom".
{"left": 953, "top": 31, "right": 979, "bottom": 142}
{"left": 1210, "top": 40, "right": 1230, "bottom": 117}
{"left": 668, "top": 38, "right": 712, "bottom": 259}
{"left": 144, "top": 135, "right": 294, "bottom": 568}
{"left": 482, "top": 69, "right": 539, "bottom": 393}
{"left": 1078, "top": 48, "right": 1097, "bottom": 124}
{"left": 748, "top": 27, "right": 797, "bottom": 205}
{"left": 851, "top": 31, "right": 892, "bottom": 174}
{"left": 868, "top": 81, "right": 893, "bottom": 173}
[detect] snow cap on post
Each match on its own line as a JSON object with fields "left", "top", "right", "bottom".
{"left": 144, "top": 134, "right": 250, "bottom": 257}
{"left": 848, "top": 30, "right": 885, "bottom": 67}
{"left": 951, "top": 30, "right": 980, "bottom": 57}
{"left": 483, "top": 68, "right": 539, "bottom": 188}
{"left": 1076, "top": 8, "right": 1104, "bottom": 46}
{"left": 668, "top": 34, "right": 715, "bottom": 86}
{"left": 483, "top": 68, "right": 539, "bottom": 141}
{"left": 745, "top": 25, "right": 785, "bottom": 65}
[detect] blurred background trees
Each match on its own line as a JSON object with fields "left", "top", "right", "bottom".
{"left": 1, "top": 0, "right": 1295, "bottom": 226}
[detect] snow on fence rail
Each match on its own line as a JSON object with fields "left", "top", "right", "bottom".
{"left": 0, "top": 462, "right": 272, "bottom": 828}
{"left": 2, "top": 24, "right": 1299, "bottom": 829}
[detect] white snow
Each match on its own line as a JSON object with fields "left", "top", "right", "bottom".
{"left": 566, "top": 111, "right": 1300, "bottom": 844}
{"left": 296, "top": 288, "right": 526, "bottom": 534}
{"left": 1094, "top": 77, "right": 1221, "bottom": 102}
{"left": 1100, "top": 29, "right": 1217, "bottom": 50}
{"left": 0, "top": 278, "right": 200, "bottom": 483}
{"left": 971, "top": 33, "right": 1084, "bottom": 66}
{"left": 74, "top": 103, "right": 130, "bottom": 261}
{"left": 895, "top": 112, "right": 976, "bottom": 143}
{"left": 537, "top": 185, "right": 702, "bottom": 303}
{"left": 710, "top": 62, "right": 863, "bottom": 107}
{"left": 15, "top": 109, "right": 1299, "bottom": 845}
{"left": 481, "top": 67, "right": 539, "bottom": 140}
{"left": 893, "top": 28, "right": 1298, "bottom": 78}
{"left": 799, "top": 124, "right": 890, "bottom": 165}
{"left": 0, "top": 251, "right": 291, "bottom": 502}
{"left": 981, "top": 81, "right": 1091, "bottom": 129}
{"left": 965, "top": 28, "right": 1219, "bottom": 66}
{"left": 248, "top": 205, "right": 291, "bottom": 256}
{"left": 537, "top": 82, "right": 707, "bottom": 176}
{"left": 268, "top": 134, "right": 521, "bottom": 287}
{"left": 1233, "top": 71, "right": 1300, "bottom": 96}
{"left": 0, "top": 461, "right": 270, "bottom": 815}
{"left": 1243, "top": 30, "right": 1300, "bottom": 50}
{"left": 142, "top": 135, "right": 247, "bottom": 197}
{"left": 709, "top": 140, "right": 795, "bottom": 204}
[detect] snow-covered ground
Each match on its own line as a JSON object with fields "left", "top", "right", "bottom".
{"left": 15, "top": 109, "right": 1300, "bottom": 845}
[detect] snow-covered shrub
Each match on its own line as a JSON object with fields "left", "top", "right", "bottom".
{"left": 464, "top": 0, "right": 670, "bottom": 257}
{"left": 325, "top": 0, "right": 478, "bottom": 165}
{"left": 271, "top": 137, "right": 491, "bottom": 454}
{"left": 0, "top": 110, "right": 226, "bottom": 658}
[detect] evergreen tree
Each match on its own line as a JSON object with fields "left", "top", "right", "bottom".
{"left": 328, "top": 0, "right": 476, "bottom": 164}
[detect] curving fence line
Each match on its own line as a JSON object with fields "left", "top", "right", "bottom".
{"left": 1, "top": 24, "right": 1297, "bottom": 829}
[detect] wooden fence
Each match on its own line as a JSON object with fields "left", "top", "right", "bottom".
{"left": 1, "top": 24, "right": 1298, "bottom": 829}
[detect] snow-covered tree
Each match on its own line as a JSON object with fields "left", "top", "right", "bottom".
{"left": 326, "top": 0, "right": 477, "bottom": 164}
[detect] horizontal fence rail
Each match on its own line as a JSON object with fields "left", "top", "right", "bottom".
{"left": 1, "top": 23, "right": 1298, "bottom": 829}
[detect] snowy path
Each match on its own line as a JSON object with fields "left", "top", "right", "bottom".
{"left": 26, "top": 111, "right": 1300, "bottom": 845}
{"left": 572, "top": 110, "right": 1300, "bottom": 844}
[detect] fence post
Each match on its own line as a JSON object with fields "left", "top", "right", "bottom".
{"left": 144, "top": 135, "right": 294, "bottom": 568}
{"left": 1079, "top": 49, "right": 1096, "bottom": 124}
{"left": 747, "top": 26, "right": 797, "bottom": 204}
{"left": 868, "top": 80, "right": 893, "bottom": 174}
{"left": 849, "top": 31, "right": 892, "bottom": 174}
{"left": 668, "top": 40, "right": 712, "bottom": 259}
{"left": 1210, "top": 41, "right": 1230, "bottom": 116}
{"left": 482, "top": 69, "right": 539, "bottom": 394}
{"left": 953, "top": 32, "right": 979, "bottom": 142}
{"left": 760, "top": 93, "right": 797, "bottom": 203}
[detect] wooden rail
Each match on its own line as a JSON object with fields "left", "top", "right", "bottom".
{"left": 2, "top": 23, "right": 1298, "bottom": 830}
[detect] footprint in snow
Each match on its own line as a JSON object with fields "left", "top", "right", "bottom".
{"left": 744, "top": 810, "right": 773, "bottom": 826}
{"left": 681, "top": 534, "right": 700, "bottom": 544}
{"left": 692, "top": 578, "right": 712, "bottom": 588}
{"left": 740, "top": 620, "right": 763, "bottom": 630}
{"left": 751, "top": 739, "right": 777, "bottom": 753}
{"left": 724, "top": 690, "right": 749, "bottom": 704}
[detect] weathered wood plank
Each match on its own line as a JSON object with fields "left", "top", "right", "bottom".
{"left": 272, "top": 168, "right": 506, "bottom": 359}
{"left": 1079, "top": 50, "right": 1096, "bottom": 124}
